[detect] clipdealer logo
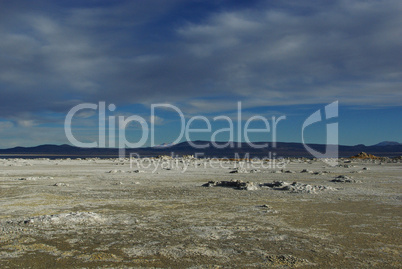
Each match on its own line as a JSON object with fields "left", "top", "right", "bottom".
{"left": 64, "top": 101, "right": 338, "bottom": 165}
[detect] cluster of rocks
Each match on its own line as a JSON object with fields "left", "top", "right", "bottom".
{"left": 203, "top": 180, "right": 335, "bottom": 193}
{"left": 313, "top": 171, "right": 330, "bottom": 175}
{"left": 182, "top": 155, "right": 195, "bottom": 159}
{"left": 331, "top": 175, "right": 362, "bottom": 183}
{"left": 107, "top": 169, "right": 144, "bottom": 174}
{"left": 229, "top": 168, "right": 262, "bottom": 174}
{"left": 156, "top": 155, "right": 173, "bottom": 160}
{"left": 351, "top": 152, "right": 380, "bottom": 159}
{"left": 272, "top": 169, "right": 329, "bottom": 175}
{"left": 271, "top": 169, "right": 296, "bottom": 174}
{"left": 108, "top": 169, "right": 126, "bottom": 173}
{"left": 229, "top": 167, "right": 248, "bottom": 173}
{"left": 53, "top": 182, "right": 69, "bottom": 187}
{"left": 260, "top": 181, "right": 336, "bottom": 193}
{"left": 259, "top": 204, "right": 278, "bottom": 213}
{"left": 17, "top": 176, "right": 53, "bottom": 181}
{"left": 202, "top": 180, "right": 259, "bottom": 190}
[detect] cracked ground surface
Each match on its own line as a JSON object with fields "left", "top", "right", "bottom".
{"left": 0, "top": 158, "right": 401, "bottom": 268}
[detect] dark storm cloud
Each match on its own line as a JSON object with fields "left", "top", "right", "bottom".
{"left": 0, "top": 0, "right": 401, "bottom": 122}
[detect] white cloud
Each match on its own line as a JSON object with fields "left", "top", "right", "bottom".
{"left": 150, "top": 115, "right": 163, "bottom": 125}
{"left": 17, "top": 120, "right": 36, "bottom": 127}
{"left": 75, "top": 110, "right": 96, "bottom": 119}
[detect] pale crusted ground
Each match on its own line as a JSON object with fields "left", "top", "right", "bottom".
{"left": 0, "top": 157, "right": 401, "bottom": 268}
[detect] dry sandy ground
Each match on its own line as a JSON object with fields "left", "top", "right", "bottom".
{"left": 0, "top": 157, "right": 401, "bottom": 268}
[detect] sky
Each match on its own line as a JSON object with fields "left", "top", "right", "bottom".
{"left": 0, "top": 0, "right": 401, "bottom": 148}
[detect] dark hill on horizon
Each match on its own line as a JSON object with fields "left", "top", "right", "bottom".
{"left": 372, "top": 141, "right": 401, "bottom": 147}
{"left": 0, "top": 141, "right": 401, "bottom": 158}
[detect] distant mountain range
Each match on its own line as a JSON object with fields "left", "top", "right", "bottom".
{"left": 152, "top": 142, "right": 177, "bottom": 148}
{"left": 0, "top": 141, "right": 401, "bottom": 158}
{"left": 372, "top": 141, "right": 401, "bottom": 147}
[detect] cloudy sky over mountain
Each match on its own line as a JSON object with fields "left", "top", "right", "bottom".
{"left": 0, "top": 0, "right": 401, "bottom": 148}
